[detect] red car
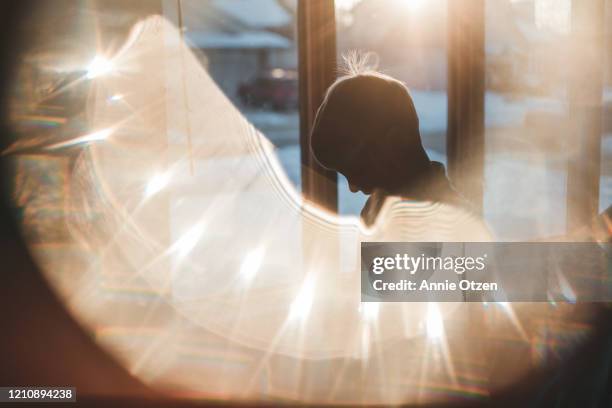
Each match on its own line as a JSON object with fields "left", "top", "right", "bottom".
{"left": 238, "top": 69, "right": 298, "bottom": 111}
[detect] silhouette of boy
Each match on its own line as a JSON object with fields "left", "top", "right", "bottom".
{"left": 310, "top": 65, "right": 464, "bottom": 225}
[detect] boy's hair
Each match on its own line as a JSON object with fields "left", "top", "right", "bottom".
{"left": 310, "top": 53, "right": 430, "bottom": 193}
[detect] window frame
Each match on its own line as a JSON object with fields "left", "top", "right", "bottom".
{"left": 446, "top": 0, "right": 486, "bottom": 214}
{"left": 297, "top": 0, "right": 339, "bottom": 212}
{"left": 297, "top": 0, "right": 605, "bottom": 231}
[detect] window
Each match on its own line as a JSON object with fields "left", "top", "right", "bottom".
{"left": 484, "top": 0, "right": 610, "bottom": 239}
{"left": 484, "top": 0, "right": 570, "bottom": 239}
{"left": 179, "top": 0, "right": 301, "bottom": 188}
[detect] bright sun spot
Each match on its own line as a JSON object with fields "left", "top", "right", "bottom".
{"left": 46, "top": 128, "right": 112, "bottom": 150}
{"left": 171, "top": 222, "right": 205, "bottom": 258}
{"left": 145, "top": 171, "right": 171, "bottom": 198}
{"left": 239, "top": 247, "right": 265, "bottom": 284}
{"left": 87, "top": 56, "right": 113, "bottom": 79}
{"left": 426, "top": 303, "right": 444, "bottom": 340}
{"left": 359, "top": 302, "right": 379, "bottom": 322}
{"left": 336, "top": 0, "right": 425, "bottom": 12}
{"left": 394, "top": 0, "right": 426, "bottom": 12}
{"left": 80, "top": 128, "right": 112, "bottom": 143}
{"left": 289, "top": 278, "right": 315, "bottom": 321}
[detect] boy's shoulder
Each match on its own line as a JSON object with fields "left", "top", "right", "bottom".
{"left": 364, "top": 193, "right": 492, "bottom": 242}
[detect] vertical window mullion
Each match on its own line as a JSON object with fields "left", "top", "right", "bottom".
{"left": 447, "top": 0, "right": 486, "bottom": 214}
{"left": 298, "top": 0, "right": 338, "bottom": 213}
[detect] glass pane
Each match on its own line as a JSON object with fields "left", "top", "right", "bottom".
{"left": 181, "top": 0, "right": 301, "bottom": 188}
{"left": 335, "top": 0, "right": 448, "bottom": 215}
{"left": 484, "top": 0, "right": 572, "bottom": 240}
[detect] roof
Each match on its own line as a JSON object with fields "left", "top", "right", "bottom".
{"left": 178, "top": 0, "right": 293, "bottom": 49}
{"left": 210, "top": 0, "right": 291, "bottom": 29}
{"left": 186, "top": 30, "right": 291, "bottom": 49}
{"left": 179, "top": 0, "right": 293, "bottom": 31}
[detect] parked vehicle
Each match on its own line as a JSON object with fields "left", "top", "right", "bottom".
{"left": 238, "top": 69, "right": 298, "bottom": 111}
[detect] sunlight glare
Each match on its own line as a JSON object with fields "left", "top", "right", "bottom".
{"left": 289, "top": 278, "right": 315, "bottom": 321}
{"left": 46, "top": 128, "right": 112, "bottom": 150}
{"left": 76, "top": 128, "right": 111, "bottom": 143}
{"left": 426, "top": 303, "right": 444, "bottom": 340}
{"left": 145, "top": 171, "right": 171, "bottom": 198}
{"left": 87, "top": 56, "right": 113, "bottom": 79}
{"left": 359, "top": 302, "right": 379, "bottom": 322}
{"left": 394, "top": 0, "right": 426, "bottom": 12}
{"left": 556, "top": 271, "right": 577, "bottom": 303}
{"left": 534, "top": 0, "right": 571, "bottom": 34}
{"left": 171, "top": 222, "right": 205, "bottom": 258}
{"left": 239, "top": 247, "right": 265, "bottom": 283}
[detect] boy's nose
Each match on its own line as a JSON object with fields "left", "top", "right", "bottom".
{"left": 348, "top": 182, "right": 359, "bottom": 193}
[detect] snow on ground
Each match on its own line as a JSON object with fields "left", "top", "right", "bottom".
{"left": 407, "top": 90, "right": 565, "bottom": 133}
{"left": 245, "top": 111, "right": 299, "bottom": 128}
{"left": 245, "top": 91, "right": 567, "bottom": 145}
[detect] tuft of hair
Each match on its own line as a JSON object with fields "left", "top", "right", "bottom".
{"left": 339, "top": 50, "right": 380, "bottom": 77}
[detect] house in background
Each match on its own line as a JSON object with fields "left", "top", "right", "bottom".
{"left": 175, "top": 0, "right": 610, "bottom": 100}
{"left": 180, "top": 0, "right": 297, "bottom": 103}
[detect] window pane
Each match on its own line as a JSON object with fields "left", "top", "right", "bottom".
{"left": 335, "top": 0, "right": 448, "bottom": 216}
{"left": 182, "top": 0, "right": 300, "bottom": 188}
{"left": 484, "top": 0, "right": 573, "bottom": 239}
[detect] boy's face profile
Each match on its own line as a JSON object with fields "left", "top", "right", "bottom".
{"left": 341, "top": 163, "right": 374, "bottom": 194}
{"left": 310, "top": 73, "right": 430, "bottom": 196}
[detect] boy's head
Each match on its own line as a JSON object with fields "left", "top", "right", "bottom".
{"left": 310, "top": 70, "right": 430, "bottom": 194}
